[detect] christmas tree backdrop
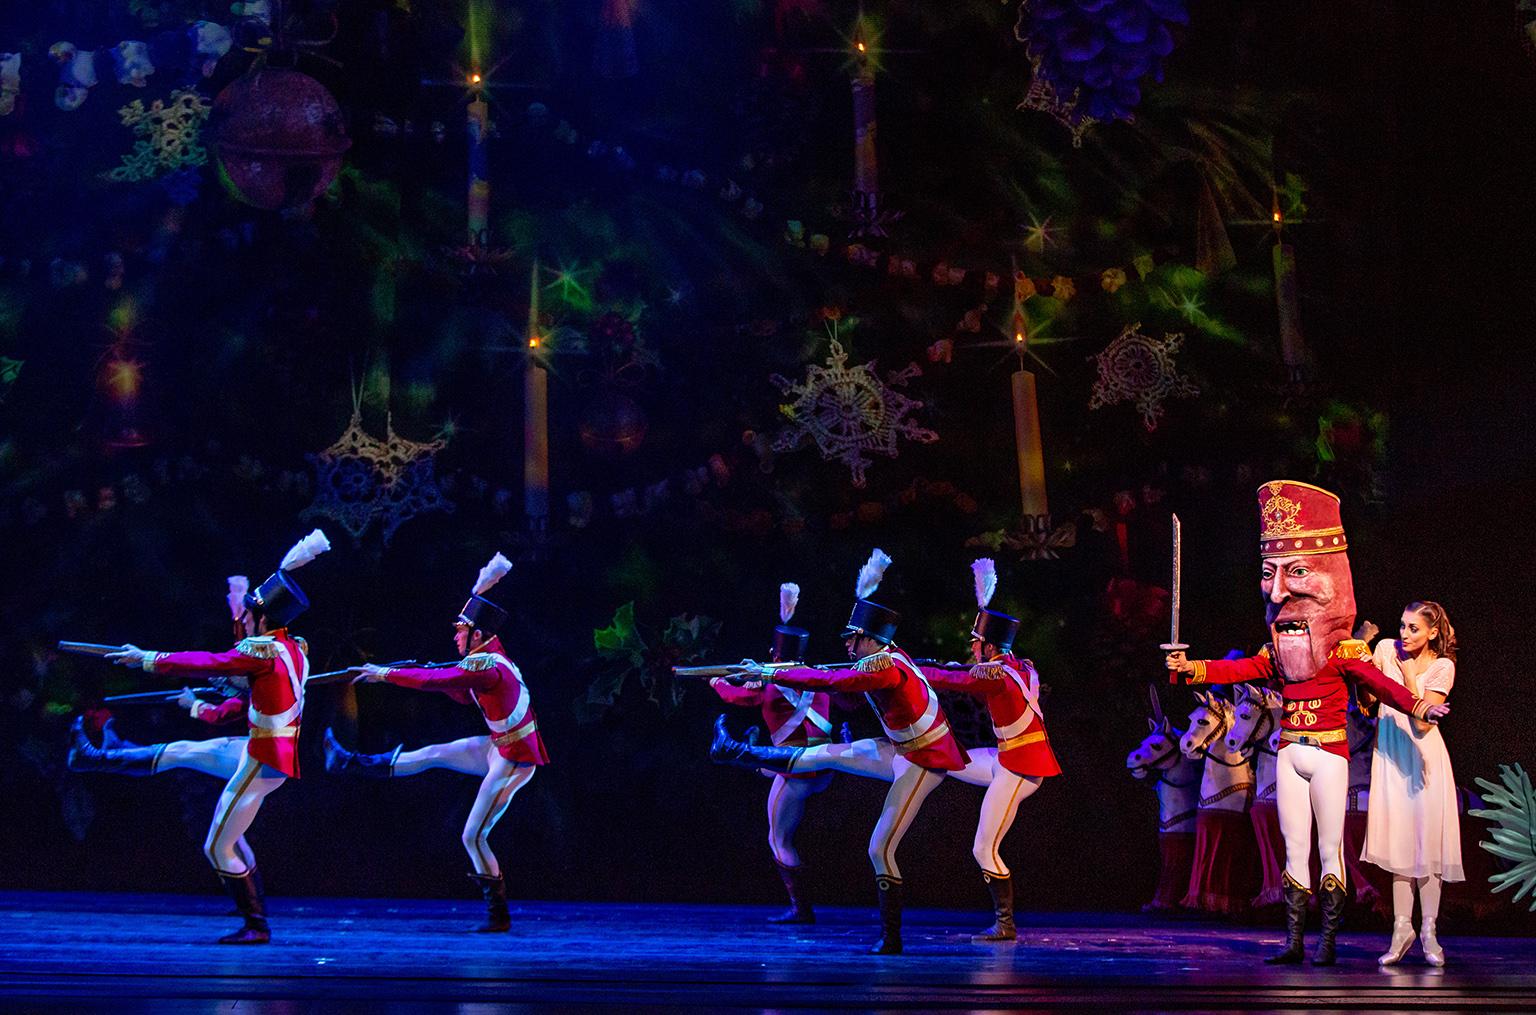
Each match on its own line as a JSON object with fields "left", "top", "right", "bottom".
{"left": 1, "top": 0, "right": 1534, "bottom": 912}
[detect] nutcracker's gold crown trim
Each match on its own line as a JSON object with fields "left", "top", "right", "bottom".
{"left": 1256, "top": 480, "right": 1348, "bottom": 559}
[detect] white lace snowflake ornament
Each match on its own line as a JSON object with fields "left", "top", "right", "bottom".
{"left": 108, "top": 88, "right": 210, "bottom": 182}
{"left": 770, "top": 337, "right": 938, "bottom": 488}
{"left": 303, "top": 406, "right": 453, "bottom": 543}
{"left": 1087, "top": 323, "right": 1198, "bottom": 432}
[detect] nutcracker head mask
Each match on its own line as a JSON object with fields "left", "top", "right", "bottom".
{"left": 1256, "top": 481, "right": 1356, "bottom": 682}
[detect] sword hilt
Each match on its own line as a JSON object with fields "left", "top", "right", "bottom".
{"left": 1159, "top": 642, "right": 1189, "bottom": 652}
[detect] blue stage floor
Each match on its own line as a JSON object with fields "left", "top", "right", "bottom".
{"left": 0, "top": 892, "right": 1532, "bottom": 1012}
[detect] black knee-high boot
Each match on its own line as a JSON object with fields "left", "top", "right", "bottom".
{"left": 468, "top": 873, "right": 511, "bottom": 932}
{"left": 1266, "top": 875, "right": 1310, "bottom": 965}
{"left": 99, "top": 717, "right": 131, "bottom": 749}
{"left": 709, "top": 715, "right": 803, "bottom": 773}
{"left": 68, "top": 717, "right": 164, "bottom": 776}
{"left": 1313, "top": 874, "right": 1347, "bottom": 965}
{"left": 974, "top": 872, "right": 1017, "bottom": 942}
{"left": 224, "top": 863, "right": 264, "bottom": 918}
{"left": 217, "top": 870, "right": 270, "bottom": 945}
{"left": 870, "top": 876, "right": 904, "bottom": 955}
{"left": 323, "top": 727, "right": 399, "bottom": 777}
{"left": 768, "top": 862, "right": 815, "bottom": 924}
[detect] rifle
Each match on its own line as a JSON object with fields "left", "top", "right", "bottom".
{"left": 57, "top": 641, "right": 129, "bottom": 658}
{"left": 306, "top": 659, "right": 415, "bottom": 686}
{"left": 674, "top": 657, "right": 975, "bottom": 680}
{"left": 672, "top": 661, "right": 845, "bottom": 680}
{"left": 103, "top": 687, "right": 223, "bottom": 706}
{"left": 308, "top": 659, "right": 461, "bottom": 686}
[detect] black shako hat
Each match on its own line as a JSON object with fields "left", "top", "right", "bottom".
{"left": 244, "top": 530, "right": 330, "bottom": 629}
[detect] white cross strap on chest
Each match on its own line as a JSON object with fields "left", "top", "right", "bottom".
{"left": 471, "top": 653, "right": 531, "bottom": 733}
{"left": 250, "top": 640, "right": 306, "bottom": 730}
{"left": 771, "top": 686, "right": 831, "bottom": 745}
{"left": 992, "top": 662, "right": 1043, "bottom": 741}
{"left": 868, "top": 660, "right": 941, "bottom": 745}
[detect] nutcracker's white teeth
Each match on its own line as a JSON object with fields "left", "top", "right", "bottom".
{"left": 1274, "top": 621, "right": 1311, "bottom": 660}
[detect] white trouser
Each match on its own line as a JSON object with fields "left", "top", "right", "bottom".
{"left": 394, "top": 735, "right": 497, "bottom": 777}
{"left": 952, "top": 749, "right": 1041, "bottom": 877}
{"left": 160, "top": 736, "right": 247, "bottom": 778}
{"left": 765, "top": 772, "right": 833, "bottom": 868}
{"left": 157, "top": 737, "right": 256, "bottom": 870}
{"left": 785, "top": 737, "right": 898, "bottom": 781}
{"left": 204, "top": 744, "right": 286, "bottom": 875}
{"left": 1276, "top": 742, "right": 1349, "bottom": 889}
{"left": 780, "top": 737, "right": 952, "bottom": 879}
{"left": 391, "top": 735, "right": 535, "bottom": 877}
{"left": 866, "top": 757, "right": 948, "bottom": 880}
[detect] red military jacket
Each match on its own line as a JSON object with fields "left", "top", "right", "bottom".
{"left": 148, "top": 629, "right": 308, "bottom": 777}
{"left": 383, "top": 636, "right": 549, "bottom": 766}
{"left": 1183, "top": 639, "right": 1430, "bottom": 759}
{"left": 773, "top": 647, "right": 968, "bottom": 771}
{"left": 711, "top": 679, "right": 835, "bottom": 748}
{"left": 919, "top": 655, "right": 1062, "bottom": 777}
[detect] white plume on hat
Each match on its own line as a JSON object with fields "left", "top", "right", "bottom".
{"left": 472, "top": 552, "right": 513, "bottom": 595}
{"left": 971, "top": 558, "right": 997, "bottom": 609}
{"left": 779, "top": 583, "right": 800, "bottom": 624}
{"left": 226, "top": 575, "right": 249, "bottom": 621}
{"left": 279, "top": 528, "right": 331, "bottom": 571}
{"left": 855, "top": 549, "right": 892, "bottom": 600}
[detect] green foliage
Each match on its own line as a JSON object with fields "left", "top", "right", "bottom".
{"left": 579, "top": 601, "right": 721, "bottom": 722}
{"left": 593, "top": 600, "right": 645, "bottom": 661}
{"left": 1470, "top": 764, "right": 1536, "bottom": 911}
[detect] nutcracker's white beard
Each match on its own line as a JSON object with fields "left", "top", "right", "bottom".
{"left": 1272, "top": 620, "right": 1318, "bottom": 682}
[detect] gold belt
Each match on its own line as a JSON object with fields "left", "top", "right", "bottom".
{"left": 997, "top": 729, "right": 1047, "bottom": 752}
{"left": 491, "top": 721, "right": 538, "bottom": 748}
{"left": 893, "top": 721, "right": 950, "bottom": 755}
{"left": 249, "top": 725, "right": 299, "bottom": 739}
{"left": 1280, "top": 727, "right": 1347, "bottom": 747}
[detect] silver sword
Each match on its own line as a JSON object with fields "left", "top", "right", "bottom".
{"left": 1159, "top": 513, "right": 1188, "bottom": 653}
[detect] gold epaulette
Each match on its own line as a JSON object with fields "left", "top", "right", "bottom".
{"left": 235, "top": 636, "right": 278, "bottom": 660}
{"left": 969, "top": 662, "right": 1007, "bottom": 680}
{"left": 290, "top": 635, "right": 308, "bottom": 655}
{"left": 461, "top": 653, "right": 499, "bottom": 672}
{"left": 1332, "top": 639, "right": 1371, "bottom": 662}
{"left": 1258, "top": 644, "right": 1273, "bottom": 660}
{"left": 854, "top": 651, "right": 896, "bottom": 673}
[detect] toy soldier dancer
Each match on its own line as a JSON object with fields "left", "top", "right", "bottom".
{"left": 1165, "top": 482, "right": 1448, "bottom": 965}
{"left": 710, "top": 582, "right": 838, "bottom": 924}
{"left": 69, "top": 575, "right": 261, "bottom": 877}
{"left": 324, "top": 553, "right": 549, "bottom": 933}
{"left": 915, "top": 559, "right": 1061, "bottom": 942}
{"left": 711, "top": 550, "right": 969, "bottom": 954}
{"left": 104, "top": 529, "right": 332, "bottom": 944}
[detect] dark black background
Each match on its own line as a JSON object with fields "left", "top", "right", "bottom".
{"left": 1, "top": 1, "right": 1533, "bottom": 915}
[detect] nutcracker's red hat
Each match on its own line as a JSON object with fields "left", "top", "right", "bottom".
{"left": 1257, "top": 480, "right": 1347, "bottom": 559}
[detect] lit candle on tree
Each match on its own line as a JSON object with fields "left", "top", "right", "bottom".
{"left": 524, "top": 261, "right": 550, "bottom": 529}
{"left": 1010, "top": 306, "right": 1049, "bottom": 526}
{"left": 1272, "top": 188, "right": 1308, "bottom": 381}
{"left": 850, "top": 20, "right": 880, "bottom": 232}
{"left": 467, "top": 72, "right": 490, "bottom": 244}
